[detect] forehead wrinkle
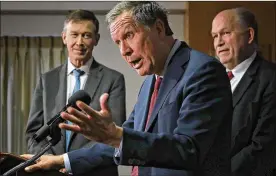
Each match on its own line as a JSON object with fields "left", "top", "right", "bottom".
{"left": 110, "top": 13, "right": 136, "bottom": 33}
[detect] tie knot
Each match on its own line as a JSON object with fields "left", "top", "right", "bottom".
{"left": 227, "top": 71, "right": 234, "bottom": 80}
{"left": 73, "top": 69, "right": 85, "bottom": 78}
{"left": 154, "top": 76, "right": 163, "bottom": 90}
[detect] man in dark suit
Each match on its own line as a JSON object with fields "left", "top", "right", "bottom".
{"left": 25, "top": 10, "right": 126, "bottom": 175}
{"left": 22, "top": 2, "right": 232, "bottom": 176}
{"left": 211, "top": 7, "right": 276, "bottom": 176}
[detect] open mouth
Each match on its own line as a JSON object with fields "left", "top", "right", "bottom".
{"left": 131, "top": 58, "right": 142, "bottom": 69}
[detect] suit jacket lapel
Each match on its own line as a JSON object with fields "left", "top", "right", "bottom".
{"left": 137, "top": 76, "right": 155, "bottom": 131}
{"left": 83, "top": 60, "right": 103, "bottom": 99}
{"left": 145, "top": 43, "right": 190, "bottom": 131}
{"left": 69, "top": 60, "right": 103, "bottom": 142}
{"left": 232, "top": 56, "right": 260, "bottom": 107}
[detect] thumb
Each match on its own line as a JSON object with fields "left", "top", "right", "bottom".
{"left": 100, "top": 93, "right": 110, "bottom": 113}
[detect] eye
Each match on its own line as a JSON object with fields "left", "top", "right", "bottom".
{"left": 222, "top": 31, "right": 231, "bottom": 36}
{"left": 212, "top": 34, "right": 218, "bottom": 39}
{"left": 125, "top": 32, "right": 133, "bottom": 40}
{"left": 70, "top": 33, "right": 78, "bottom": 38}
{"left": 115, "top": 40, "right": 121, "bottom": 46}
{"left": 83, "top": 33, "right": 92, "bottom": 39}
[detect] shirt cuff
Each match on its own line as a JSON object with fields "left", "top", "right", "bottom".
{"left": 63, "top": 153, "right": 72, "bottom": 174}
{"left": 114, "top": 140, "right": 123, "bottom": 158}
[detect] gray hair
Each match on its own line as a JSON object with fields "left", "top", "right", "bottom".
{"left": 106, "top": 1, "right": 173, "bottom": 36}
{"left": 63, "top": 9, "right": 99, "bottom": 34}
{"left": 234, "top": 7, "right": 258, "bottom": 46}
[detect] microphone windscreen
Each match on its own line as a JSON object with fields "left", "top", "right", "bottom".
{"left": 68, "top": 90, "right": 91, "bottom": 108}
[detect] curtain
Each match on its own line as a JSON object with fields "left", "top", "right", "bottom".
{"left": 0, "top": 36, "right": 66, "bottom": 155}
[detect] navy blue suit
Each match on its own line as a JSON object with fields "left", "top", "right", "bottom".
{"left": 68, "top": 42, "right": 233, "bottom": 176}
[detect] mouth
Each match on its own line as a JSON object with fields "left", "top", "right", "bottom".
{"left": 74, "top": 48, "right": 86, "bottom": 54}
{"left": 130, "top": 58, "right": 142, "bottom": 69}
{"left": 218, "top": 49, "right": 229, "bottom": 54}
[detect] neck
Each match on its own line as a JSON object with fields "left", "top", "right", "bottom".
{"left": 155, "top": 37, "right": 175, "bottom": 76}
{"left": 225, "top": 47, "right": 255, "bottom": 70}
{"left": 70, "top": 58, "right": 90, "bottom": 68}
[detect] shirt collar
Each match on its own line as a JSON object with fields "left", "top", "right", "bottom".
{"left": 67, "top": 57, "right": 94, "bottom": 75}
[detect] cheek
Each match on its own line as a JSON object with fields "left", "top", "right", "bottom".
{"left": 84, "top": 40, "right": 95, "bottom": 48}
{"left": 66, "top": 40, "right": 75, "bottom": 49}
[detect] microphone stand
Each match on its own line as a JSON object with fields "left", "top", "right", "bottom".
{"left": 2, "top": 123, "right": 62, "bottom": 176}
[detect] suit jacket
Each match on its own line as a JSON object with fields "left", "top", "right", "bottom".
{"left": 25, "top": 59, "right": 126, "bottom": 176}
{"left": 65, "top": 42, "right": 233, "bottom": 176}
{"left": 231, "top": 55, "right": 276, "bottom": 176}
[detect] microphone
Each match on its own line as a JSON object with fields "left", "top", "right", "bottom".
{"left": 32, "top": 90, "right": 91, "bottom": 143}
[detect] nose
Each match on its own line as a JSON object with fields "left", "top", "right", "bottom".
{"left": 120, "top": 41, "right": 132, "bottom": 57}
{"left": 214, "top": 35, "right": 224, "bottom": 52}
{"left": 217, "top": 35, "right": 225, "bottom": 47}
{"left": 76, "top": 36, "right": 84, "bottom": 46}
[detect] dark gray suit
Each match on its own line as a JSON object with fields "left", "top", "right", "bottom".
{"left": 25, "top": 59, "right": 126, "bottom": 175}
{"left": 231, "top": 54, "right": 276, "bottom": 176}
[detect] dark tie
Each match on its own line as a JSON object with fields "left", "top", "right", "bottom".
{"left": 131, "top": 76, "right": 163, "bottom": 176}
{"left": 227, "top": 71, "right": 234, "bottom": 80}
{"left": 66, "top": 69, "right": 85, "bottom": 152}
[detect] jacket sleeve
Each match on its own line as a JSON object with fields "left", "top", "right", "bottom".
{"left": 25, "top": 76, "right": 53, "bottom": 155}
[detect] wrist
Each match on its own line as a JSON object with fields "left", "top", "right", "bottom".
{"left": 55, "top": 155, "right": 65, "bottom": 168}
{"left": 109, "top": 125, "right": 123, "bottom": 148}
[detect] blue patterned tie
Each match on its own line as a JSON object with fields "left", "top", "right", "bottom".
{"left": 66, "top": 69, "right": 85, "bottom": 152}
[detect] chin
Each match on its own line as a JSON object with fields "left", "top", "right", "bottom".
{"left": 136, "top": 71, "right": 146, "bottom": 76}
{"left": 217, "top": 55, "right": 228, "bottom": 63}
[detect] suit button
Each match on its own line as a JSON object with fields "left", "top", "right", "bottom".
{"left": 128, "top": 159, "right": 133, "bottom": 165}
{"left": 132, "top": 159, "right": 137, "bottom": 165}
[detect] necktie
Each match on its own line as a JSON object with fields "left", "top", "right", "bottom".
{"left": 131, "top": 76, "right": 163, "bottom": 176}
{"left": 146, "top": 76, "right": 163, "bottom": 127}
{"left": 66, "top": 69, "right": 85, "bottom": 152}
{"left": 227, "top": 71, "right": 234, "bottom": 80}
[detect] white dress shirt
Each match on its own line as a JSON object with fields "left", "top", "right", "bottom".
{"left": 66, "top": 58, "right": 93, "bottom": 101}
{"left": 227, "top": 52, "right": 256, "bottom": 93}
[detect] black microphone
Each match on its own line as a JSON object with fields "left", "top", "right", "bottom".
{"left": 32, "top": 90, "right": 91, "bottom": 143}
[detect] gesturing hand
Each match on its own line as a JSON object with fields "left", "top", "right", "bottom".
{"left": 20, "top": 154, "right": 64, "bottom": 172}
{"left": 59, "top": 93, "right": 123, "bottom": 147}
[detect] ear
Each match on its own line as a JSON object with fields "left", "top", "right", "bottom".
{"left": 94, "top": 33, "right": 100, "bottom": 46}
{"left": 61, "top": 31, "right": 67, "bottom": 45}
{"left": 247, "top": 27, "right": 255, "bottom": 44}
{"left": 155, "top": 19, "right": 166, "bottom": 38}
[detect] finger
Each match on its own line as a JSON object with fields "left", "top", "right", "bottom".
{"left": 60, "top": 109, "right": 85, "bottom": 125}
{"left": 59, "top": 122, "right": 81, "bottom": 132}
{"left": 100, "top": 93, "right": 110, "bottom": 113}
{"left": 20, "top": 154, "right": 34, "bottom": 160}
{"left": 59, "top": 168, "right": 66, "bottom": 173}
{"left": 76, "top": 101, "right": 100, "bottom": 121}
{"left": 25, "top": 163, "right": 41, "bottom": 172}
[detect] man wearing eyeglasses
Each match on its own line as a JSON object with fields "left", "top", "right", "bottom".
{"left": 211, "top": 7, "right": 276, "bottom": 176}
